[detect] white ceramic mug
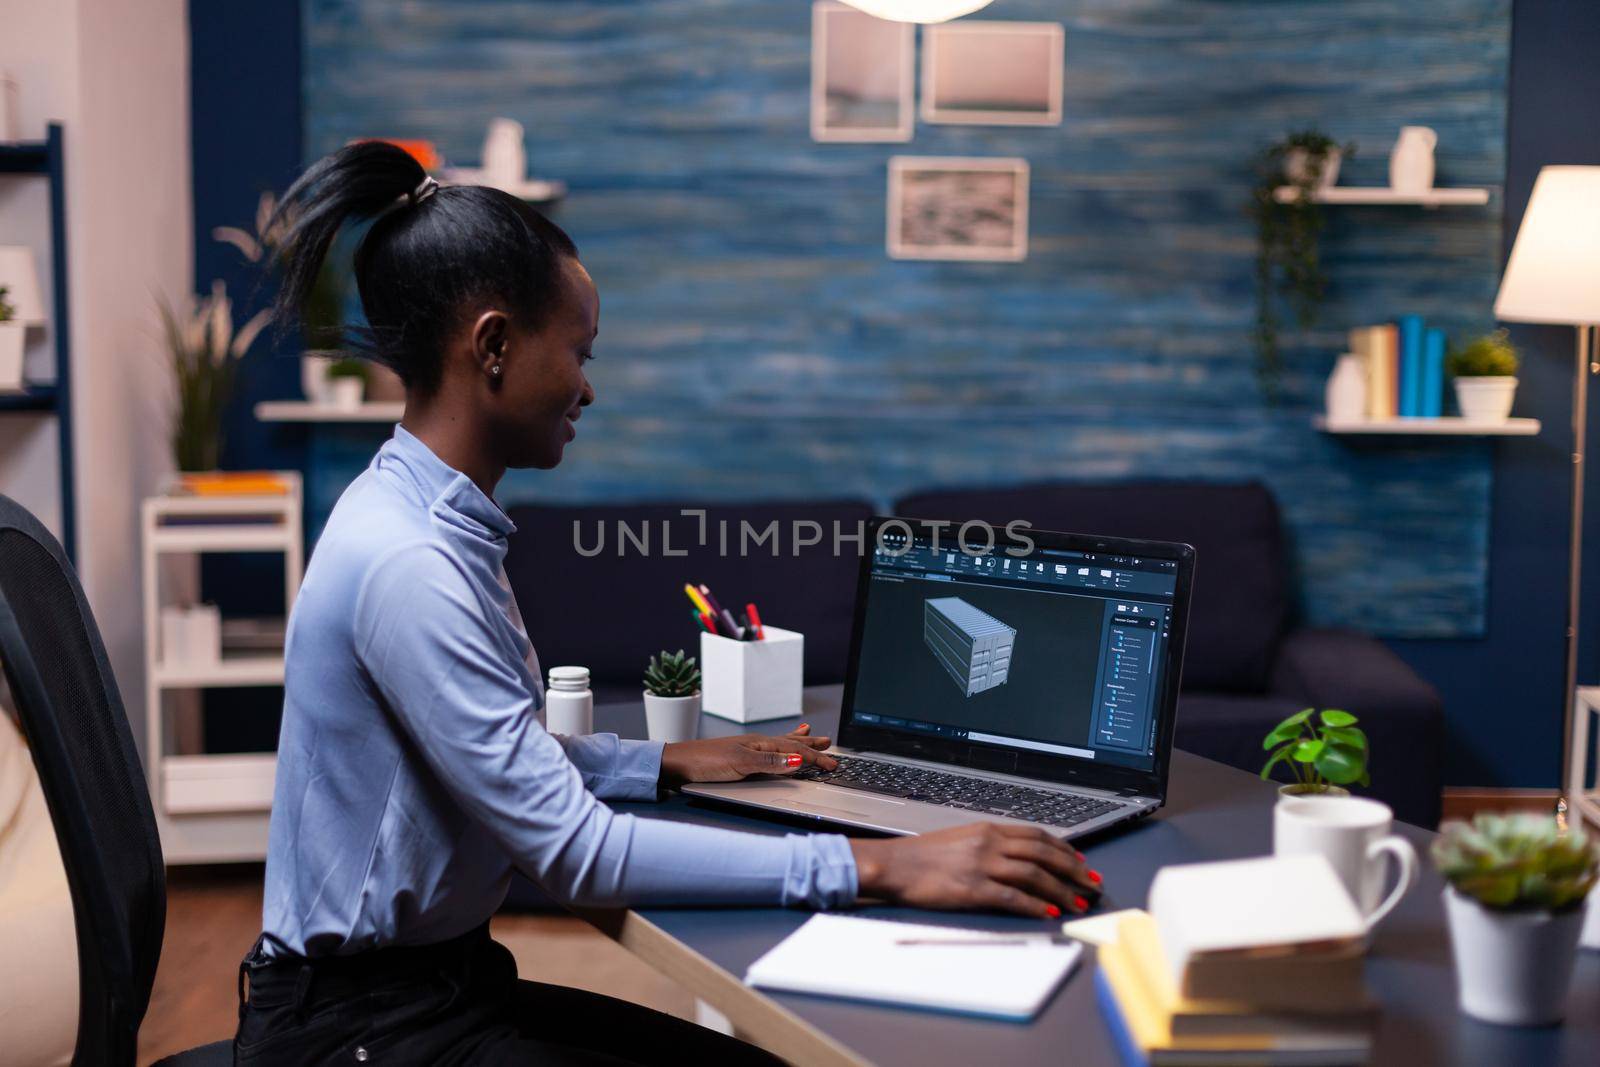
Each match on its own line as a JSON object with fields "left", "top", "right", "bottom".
{"left": 1274, "top": 796, "right": 1418, "bottom": 930}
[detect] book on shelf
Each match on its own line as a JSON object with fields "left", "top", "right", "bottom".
{"left": 1422, "top": 327, "right": 1446, "bottom": 418}
{"left": 172, "top": 471, "right": 292, "bottom": 497}
{"left": 1350, "top": 325, "right": 1397, "bottom": 420}
{"left": 1398, "top": 315, "right": 1425, "bottom": 418}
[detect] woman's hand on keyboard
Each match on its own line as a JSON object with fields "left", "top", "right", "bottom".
{"left": 849, "top": 823, "right": 1103, "bottom": 918}
{"left": 659, "top": 723, "right": 839, "bottom": 787}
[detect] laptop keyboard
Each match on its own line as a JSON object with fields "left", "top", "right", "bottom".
{"left": 795, "top": 756, "right": 1124, "bottom": 830}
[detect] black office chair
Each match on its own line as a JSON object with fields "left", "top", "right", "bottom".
{"left": 0, "top": 495, "right": 231, "bottom": 1066}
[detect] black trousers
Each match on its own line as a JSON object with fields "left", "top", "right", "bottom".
{"left": 234, "top": 925, "right": 784, "bottom": 1066}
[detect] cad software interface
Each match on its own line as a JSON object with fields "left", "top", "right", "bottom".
{"left": 848, "top": 530, "right": 1178, "bottom": 772}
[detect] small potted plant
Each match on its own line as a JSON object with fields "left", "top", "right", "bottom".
{"left": 1433, "top": 813, "right": 1598, "bottom": 1025}
{"left": 643, "top": 649, "right": 702, "bottom": 744}
{"left": 157, "top": 281, "right": 269, "bottom": 472}
{"left": 0, "top": 284, "right": 22, "bottom": 392}
{"left": 1250, "top": 129, "right": 1356, "bottom": 400}
{"left": 1447, "top": 329, "right": 1520, "bottom": 424}
{"left": 325, "top": 357, "right": 369, "bottom": 410}
{"left": 1260, "top": 707, "right": 1369, "bottom": 798}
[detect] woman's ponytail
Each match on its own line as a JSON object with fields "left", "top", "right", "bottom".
{"left": 266, "top": 140, "right": 577, "bottom": 392}
{"left": 267, "top": 141, "right": 426, "bottom": 350}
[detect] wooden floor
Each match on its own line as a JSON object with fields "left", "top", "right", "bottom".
{"left": 138, "top": 866, "right": 694, "bottom": 1065}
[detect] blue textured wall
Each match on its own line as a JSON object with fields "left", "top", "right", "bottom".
{"left": 300, "top": 0, "right": 1509, "bottom": 639}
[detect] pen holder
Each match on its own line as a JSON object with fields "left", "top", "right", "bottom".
{"left": 700, "top": 626, "right": 803, "bottom": 724}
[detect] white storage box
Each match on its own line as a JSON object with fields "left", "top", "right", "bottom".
{"left": 700, "top": 625, "right": 804, "bottom": 724}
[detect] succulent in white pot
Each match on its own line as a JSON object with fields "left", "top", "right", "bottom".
{"left": 1448, "top": 330, "right": 1520, "bottom": 424}
{"left": 643, "top": 649, "right": 702, "bottom": 744}
{"left": 1432, "top": 813, "right": 1598, "bottom": 1026}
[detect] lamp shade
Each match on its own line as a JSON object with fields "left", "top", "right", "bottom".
{"left": 0, "top": 246, "right": 45, "bottom": 327}
{"left": 838, "top": 0, "right": 993, "bottom": 24}
{"left": 1494, "top": 166, "right": 1600, "bottom": 325}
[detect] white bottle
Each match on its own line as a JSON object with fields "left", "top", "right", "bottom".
{"left": 1389, "top": 126, "right": 1437, "bottom": 194}
{"left": 545, "top": 665, "right": 593, "bottom": 737}
{"left": 1325, "top": 352, "right": 1367, "bottom": 425}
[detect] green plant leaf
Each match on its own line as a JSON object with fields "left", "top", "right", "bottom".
{"left": 1321, "top": 726, "right": 1367, "bottom": 751}
{"left": 1264, "top": 709, "right": 1313, "bottom": 749}
{"left": 1291, "top": 739, "right": 1324, "bottom": 763}
{"left": 1260, "top": 746, "right": 1295, "bottom": 781}
{"left": 1315, "top": 744, "right": 1367, "bottom": 785}
{"left": 1319, "top": 709, "right": 1357, "bottom": 728}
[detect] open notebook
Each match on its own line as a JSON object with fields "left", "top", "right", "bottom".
{"left": 744, "top": 914, "right": 1083, "bottom": 1021}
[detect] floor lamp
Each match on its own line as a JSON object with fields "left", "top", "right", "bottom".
{"left": 1492, "top": 166, "right": 1600, "bottom": 830}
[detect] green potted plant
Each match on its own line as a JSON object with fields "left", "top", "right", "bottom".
{"left": 1250, "top": 129, "right": 1355, "bottom": 400}
{"left": 0, "top": 284, "right": 22, "bottom": 393}
{"left": 325, "top": 357, "right": 369, "bottom": 410}
{"left": 156, "top": 281, "right": 269, "bottom": 472}
{"left": 643, "top": 649, "right": 702, "bottom": 744}
{"left": 1432, "top": 813, "right": 1598, "bottom": 1025}
{"left": 1260, "top": 707, "right": 1369, "bottom": 798}
{"left": 1447, "top": 329, "right": 1520, "bottom": 424}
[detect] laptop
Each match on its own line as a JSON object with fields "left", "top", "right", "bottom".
{"left": 682, "top": 517, "right": 1195, "bottom": 840}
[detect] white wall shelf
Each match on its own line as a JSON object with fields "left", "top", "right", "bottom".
{"left": 141, "top": 472, "right": 303, "bottom": 862}
{"left": 1273, "top": 186, "right": 1491, "bottom": 207}
{"left": 255, "top": 399, "right": 404, "bottom": 423}
{"left": 1315, "top": 416, "right": 1541, "bottom": 436}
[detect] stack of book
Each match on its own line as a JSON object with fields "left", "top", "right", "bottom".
{"left": 1095, "top": 856, "right": 1375, "bottom": 1065}
{"left": 1348, "top": 315, "right": 1447, "bottom": 420}
{"left": 172, "top": 471, "right": 292, "bottom": 496}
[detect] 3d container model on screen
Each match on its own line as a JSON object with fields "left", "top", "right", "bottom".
{"left": 923, "top": 596, "right": 1016, "bottom": 697}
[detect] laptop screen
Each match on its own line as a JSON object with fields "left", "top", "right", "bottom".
{"left": 840, "top": 520, "right": 1189, "bottom": 782}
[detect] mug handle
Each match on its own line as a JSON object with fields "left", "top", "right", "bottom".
{"left": 1362, "top": 835, "right": 1418, "bottom": 931}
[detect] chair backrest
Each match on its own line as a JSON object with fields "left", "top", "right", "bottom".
{"left": 895, "top": 481, "right": 1291, "bottom": 693}
{"left": 504, "top": 498, "right": 876, "bottom": 697}
{"left": 0, "top": 495, "right": 165, "bottom": 1066}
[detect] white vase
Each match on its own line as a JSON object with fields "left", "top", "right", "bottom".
{"left": 301, "top": 354, "right": 334, "bottom": 404}
{"left": 0, "top": 322, "right": 24, "bottom": 392}
{"left": 1324, "top": 353, "right": 1367, "bottom": 424}
{"left": 329, "top": 377, "right": 365, "bottom": 410}
{"left": 643, "top": 691, "right": 701, "bottom": 744}
{"left": 1390, "top": 126, "right": 1438, "bottom": 194}
{"left": 1454, "top": 377, "right": 1517, "bottom": 424}
{"left": 1443, "top": 887, "right": 1583, "bottom": 1026}
{"left": 1285, "top": 147, "right": 1342, "bottom": 189}
{"left": 481, "top": 117, "right": 527, "bottom": 193}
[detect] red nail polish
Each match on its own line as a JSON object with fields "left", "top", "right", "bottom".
{"left": 1074, "top": 895, "right": 1089, "bottom": 912}
{"left": 1089, "top": 869, "right": 1102, "bottom": 884}
{"left": 785, "top": 753, "right": 802, "bottom": 767}
{"left": 798, "top": 723, "right": 809, "bottom": 730}
{"left": 1045, "top": 904, "right": 1061, "bottom": 919}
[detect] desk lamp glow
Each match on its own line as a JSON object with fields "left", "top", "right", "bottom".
{"left": 1493, "top": 165, "right": 1600, "bottom": 830}
{"left": 839, "top": 1, "right": 993, "bottom": 23}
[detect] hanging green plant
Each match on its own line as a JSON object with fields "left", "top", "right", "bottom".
{"left": 1249, "top": 129, "right": 1354, "bottom": 401}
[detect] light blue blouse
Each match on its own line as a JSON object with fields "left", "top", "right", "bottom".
{"left": 262, "top": 426, "right": 858, "bottom": 956}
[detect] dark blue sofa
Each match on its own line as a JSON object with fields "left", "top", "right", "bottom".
{"left": 502, "top": 482, "right": 1444, "bottom": 829}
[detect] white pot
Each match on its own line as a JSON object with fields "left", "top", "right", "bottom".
{"left": 1454, "top": 376, "right": 1517, "bottom": 424}
{"left": 0, "top": 322, "right": 24, "bottom": 392}
{"left": 1324, "top": 353, "right": 1367, "bottom": 423}
{"left": 328, "top": 377, "right": 365, "bottom": 410}
{"left": 1390, "top": 126, "right": 1438, "bottom": 194}
{"left": 1443, "top": 887, "right": 1583, "bottom": 1026}
{"left": 1285, "top": 147, "right": 1342, "bottom": 189}
{"left": 643, "top": 691, "right": 701, "bottom": 744}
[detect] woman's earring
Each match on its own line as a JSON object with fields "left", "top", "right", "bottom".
{"left": 489, "top": 362, "right": 503, "bottom": 388}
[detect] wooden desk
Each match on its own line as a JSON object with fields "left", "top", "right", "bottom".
{"left": 589, "top": 686, "right": 1600, "bottom": 1066}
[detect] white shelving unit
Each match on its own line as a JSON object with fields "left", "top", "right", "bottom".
{"left": 1273, "top": 186, "right": 1492, "bottom": 207}
{"left": 255, "top": 399, "right": 404, "bottom": 423}
{"left": 140, "top": 473, "right": 302, "bottom": 864}
{"left": 1314, "top": 416, "right": 1541, "bottom": 436}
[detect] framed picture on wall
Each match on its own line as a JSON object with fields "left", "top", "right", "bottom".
{"left": 811, "top": 1, "right": 915, "bottom": 142}
{"left": 887, "top": 156, "right": 1030, "bottom": 262}
{"left": 921, "top": 21, "right": 1064, "bottom": 126}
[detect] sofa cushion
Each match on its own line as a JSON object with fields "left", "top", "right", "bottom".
{"left": 895, "top": 481, "right": 1289, "bottom": 693}
{"left": 504, "top": 499, "right": 875, "bottom": 693}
